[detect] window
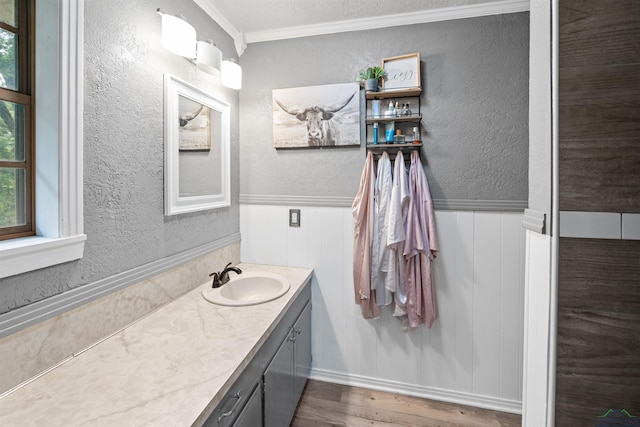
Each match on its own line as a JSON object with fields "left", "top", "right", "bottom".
{"left": 0, "top": 0, "right": 33, "bottom": 240}
{"left": 0, "top": 0, "right": 85, "bottom": 279}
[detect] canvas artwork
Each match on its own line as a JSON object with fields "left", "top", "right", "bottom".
{"left": 272, "top": 82, "right": 360, "bottom": 148}
{"left": 178, "top": 95, "right": 211, "bottom": 151}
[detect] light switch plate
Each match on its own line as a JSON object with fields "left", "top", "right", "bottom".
{"left": 289, "top": 209, "right": 300, "bottom": 227}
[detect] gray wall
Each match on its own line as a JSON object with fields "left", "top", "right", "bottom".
{"left": 0, "top": 0, "right": 240, "bottom": 314}
{"left": 240, "top": 13, "right": 529, "bottom": 201}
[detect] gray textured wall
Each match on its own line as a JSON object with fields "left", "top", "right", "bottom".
{"left": 240, "top": 13, "right": 529, "bottom": 201}
{"left": 0, "top": 0, "right": 240, "bottom": 314}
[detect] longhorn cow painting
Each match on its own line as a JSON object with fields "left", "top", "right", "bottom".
{"left": 178, "top": 95, "right": 211, "bottom": 151}
{"left": 272, "top": 82, "right": 360, "bottom": 148}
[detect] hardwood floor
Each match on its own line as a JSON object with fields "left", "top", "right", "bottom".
{"left": 291, "top": 380, "right": 521, "bottom": 427}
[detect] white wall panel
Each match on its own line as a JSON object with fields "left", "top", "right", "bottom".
{"left": 421, "top": 211, "right": 456, "bottom": 391}
{"left": 521, "top": 230, "right": 553, "bottom": 425}
{"left": 241, "top": 204, "right": 525, "bottom": 413}
{"left": 473, "top": 212, "right": 503, "bottom": 398}
{"left": 318, "top": 208, "right": 347, "bottom": 372}
{"left": 501, "top": 213, "right": 526, "bottom": 401}
{"left": 451, "top": 211, "right": 475, "bottom": 394}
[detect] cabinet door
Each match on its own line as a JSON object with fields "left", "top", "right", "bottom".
{"left": 203, "top": 353, "right": 261, "bottom": 427}
{"left": 263, "top": 329, "right": 296, "bottom": 427}
{"left": 231, "top": 383, "right": 262, "bottom": 427}
{"left": 293, "top": 302, "right": 311, "bottom": 397}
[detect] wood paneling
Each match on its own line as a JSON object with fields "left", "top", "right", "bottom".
{"left": 559, "top": 0, "right": 640, "bottom": 68}
{"left": 559, "top": 138, "right": 640, "bottom": 212}
{"left": 556, "top": 238, "right": 640, "bottom": 425}
{"left": 559, "top": 65, "right": 640, "bottom": 107}
{"left": 558, "top": 0, "right": 640, "bottom": 213}
{"left": 557, "top": 1, "right": 640, "bottom": 424}
{"left": 241, "top": 205, "right": 525, "bottom": 411}
{"left": 291, "top": 380, "right": 522, "bottom": 427}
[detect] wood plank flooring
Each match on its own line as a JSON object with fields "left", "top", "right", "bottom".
{"left": 291, "top": 380, "right": 521, "bottom": 427}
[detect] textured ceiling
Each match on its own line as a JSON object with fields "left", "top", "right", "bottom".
{"left": 206, "top": 0, "right": 494, "bottom": 34}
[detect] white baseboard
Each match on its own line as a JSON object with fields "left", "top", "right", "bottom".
{"left": 309, "top": 368, "right": 523, "bottom": 415}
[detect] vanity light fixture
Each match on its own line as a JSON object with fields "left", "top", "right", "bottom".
{"left": 196, "top": 40, "right": 222, "bottom": 76}
{"left": 158, "top": 10, "right": 196, "bottom": 58}
{"left": 221, "top": 59, "right": 242, "bottom": 90}
{"left": 157, "top": 9, "right": 224, "bottom": 77}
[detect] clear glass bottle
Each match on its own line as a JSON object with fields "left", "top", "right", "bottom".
{"left": 413, "top": 126, "right": 420, "bottom": 143}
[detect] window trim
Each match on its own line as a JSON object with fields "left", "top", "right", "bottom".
{"left": 0, "top": 0, "right": 85, "bottom": 279}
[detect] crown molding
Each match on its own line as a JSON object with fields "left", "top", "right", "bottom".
{"left": 245, "top": 0, "right": 530, "bottom": 44}
{"left": 196, "top": 0, "right": 529, "bottom": 55}
{"left": 193, "top": 0, "right": 247, "bottom": 56}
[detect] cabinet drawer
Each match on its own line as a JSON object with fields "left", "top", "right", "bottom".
{"left": 204, "top": 353, "right": 262, "bottom": 427}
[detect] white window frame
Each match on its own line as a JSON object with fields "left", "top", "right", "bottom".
{"left": 0, "top": 0, "right": 85, "bottom": 279}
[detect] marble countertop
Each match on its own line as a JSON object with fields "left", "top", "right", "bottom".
{"left": 0, "top": 263, "right": 313, "bottom": 426}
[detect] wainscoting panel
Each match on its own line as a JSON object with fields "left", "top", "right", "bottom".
{"left": 521, "top": 230, "right": 553, "bottom": 426}
{"left": 240, "top": 204, "right": 525, "bottom": 413}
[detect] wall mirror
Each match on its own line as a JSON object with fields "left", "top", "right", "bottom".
{"left": 164, "top": 74, "right": 230, "bottom": 215}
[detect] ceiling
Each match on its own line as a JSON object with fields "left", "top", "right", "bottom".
{"left": 205, "top": 0, "right": 491, "bottom": 34}
{"left": 194, "top": 0, "right": 528, "bottom": 55}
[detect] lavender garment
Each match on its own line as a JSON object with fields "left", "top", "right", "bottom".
{"left": 403, "top": 150, "right": 439, "bottom": 329}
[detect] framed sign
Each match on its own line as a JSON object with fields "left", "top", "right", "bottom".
{"left": 382, "top": 53, "right": 421, "bottom": 91}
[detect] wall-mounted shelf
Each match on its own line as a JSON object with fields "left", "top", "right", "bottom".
{"left": 365, "top": 113, "right": 422, "bottom": 124}
{"left": 363, "top": 86, "right": 423, "bottom": 147}
{"left": 365, "top": 87, "right": 422, "bottom": 100}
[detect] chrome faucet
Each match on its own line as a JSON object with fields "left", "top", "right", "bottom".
{"left": 209, "top": 262, "right": 242, "bottom": 288}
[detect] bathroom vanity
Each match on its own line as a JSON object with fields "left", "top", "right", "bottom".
{"left": 0, "top": 264, "right": 313, "bottom": 427}
{"left": 203, "top": 273, "right": 311, "bottom": 426}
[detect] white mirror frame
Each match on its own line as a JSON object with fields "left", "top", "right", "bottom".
{"left": 164, "top": 73, "right": 231, "bottom": 215}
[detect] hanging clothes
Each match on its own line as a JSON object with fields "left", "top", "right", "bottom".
{"left": 353, "top": 149, "right": 438, "bottom": 327}
{"left": 352, "top": 151, "right": 380, "bottom": 319}
{"left": 403, "top": 150, "right": 439, "bottom": 329}
{"left": 372, "top": 152, "right": 393, "bottom": 306}
{"left": 386, "top": 151, "right": 410, "bottom": 317}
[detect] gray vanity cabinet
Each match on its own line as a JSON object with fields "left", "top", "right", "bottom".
{"left": 263, "top": 328, "right": 296, "bottom": 426}
{"left": 264, "top": 302, "right": 311, "bottom": 427}
{"left": 203, "top": 281, "right": 311, "bottom": 427}
{"left": 231, "top": 384, "right": 262, "bottom": 427}
{"left": 203, "top": 353, "right": 262, "bottom": 427}
{"left": 293, "top": 302, "right": 311, "bottom": 398}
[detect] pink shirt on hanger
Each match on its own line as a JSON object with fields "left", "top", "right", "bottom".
{"left": 352, "top": 152, "right": 380, "bottom": 319}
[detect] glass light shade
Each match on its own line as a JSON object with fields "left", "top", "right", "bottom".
{"left": 196, "top": 41, "right": 222, "bottom": 75}
{"left": 161, "top": 14, "right": 196, "bottom": 58}
{"left": 221, "top": 60, "right": 242, "bottom": 90}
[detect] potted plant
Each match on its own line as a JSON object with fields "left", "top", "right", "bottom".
{"left": 359, "top": 66, "right": 386, "bottom": 92}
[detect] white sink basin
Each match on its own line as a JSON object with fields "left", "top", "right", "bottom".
{"left": 202, "top": 272, "right": 290, "bottom": 306}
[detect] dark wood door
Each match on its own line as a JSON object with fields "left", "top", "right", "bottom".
{"left": 556, "top": 0, "right": 640, "bottom": 424}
